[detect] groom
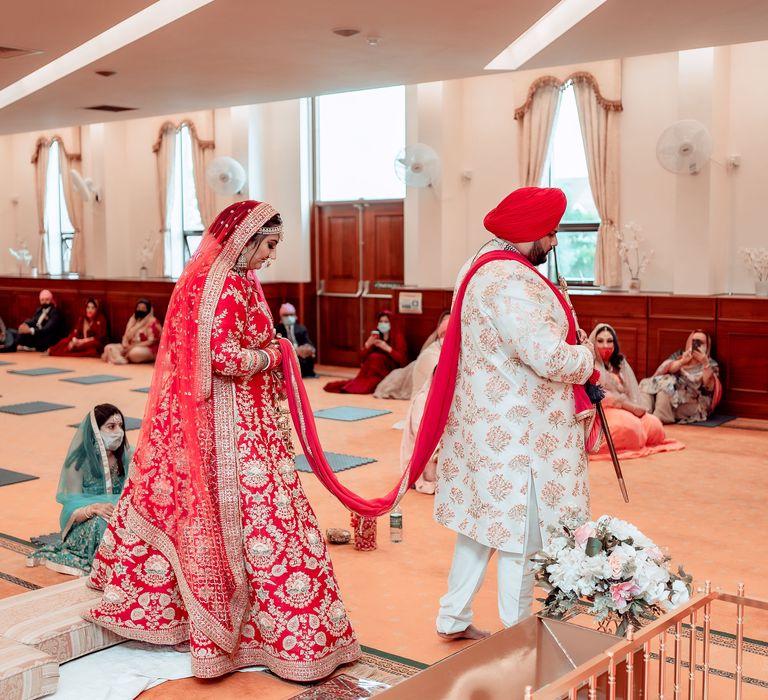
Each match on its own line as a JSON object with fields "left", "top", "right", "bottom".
{"left": 434, "top": 187, "right": 596, "bottom": 639}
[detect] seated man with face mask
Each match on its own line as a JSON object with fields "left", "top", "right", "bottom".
{"left": 28, "top": 404, "right": 132, "bottom": 575}
{"left": 2, "top": 288, "right": 65, "bottom": 352}
{"left": 275, "top": 302, "right": 317, "bottom": 378}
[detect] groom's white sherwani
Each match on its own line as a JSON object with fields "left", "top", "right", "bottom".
{"left": 435, "top": 239, "right": 594, "bottom": 632}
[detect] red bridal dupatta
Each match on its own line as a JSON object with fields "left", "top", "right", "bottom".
{"left": 122, "top": 201, "right": 279, "bottom": 652}
{"left": 280, "top": 249, "right": 601, "bottom": 517}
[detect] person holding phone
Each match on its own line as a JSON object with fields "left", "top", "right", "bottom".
{"left": 639, "top": 329, "right": 722, "bottom": 423}
{"left": 323, "top": 310, "right": 407, "bottom": 394}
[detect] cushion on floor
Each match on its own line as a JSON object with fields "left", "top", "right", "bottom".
{"left": 0, "top": 578, "right": 123, "bottom": 663}
{"left": 0, "top": 638, "right": 58, "bottom": 700}
{"left": 295, "top": 451, "right": 376, "bottom": 473}
{"left": 0, "top": 402, "right": 74, "bottom": 416}
{"left": 313, "top": 406, "right": 392, "bottom": 422}
{"left": 60, "top": 375, "right": 128, "bottom": 385}
{"left": 0, "top": 469, "right": 39, "bottom": 487}
{"left": 7, "top": 368, "right": 72, "bottom": 377}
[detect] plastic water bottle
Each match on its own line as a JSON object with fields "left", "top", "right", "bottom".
{"left": 389, "top": 508, "right": 403, "bottom": 543}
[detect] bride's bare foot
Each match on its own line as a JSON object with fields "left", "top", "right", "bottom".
{"left": 437, "top": 624, "right": 490, "bottom": 641}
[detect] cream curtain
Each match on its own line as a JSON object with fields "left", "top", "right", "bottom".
{"left": 57, "top": 140, "right": 85, "bottom": 275}
{"left": 188, "top": 123, "right": 216, "bottom": 227}
{"left": 154, "top": 123, "right": 177, "bottom": 277}
{"left": 515, "top": 79, "right": 561, "bottom": 187}
{"left": 32, "top": 139, "right": 50, "bottom": 274}
{"left": 572, "top": 76, "right": 622, "bottom": 288}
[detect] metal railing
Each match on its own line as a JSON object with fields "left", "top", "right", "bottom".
{"left": 524, "top": 583, "right": 768, "bottom": 699}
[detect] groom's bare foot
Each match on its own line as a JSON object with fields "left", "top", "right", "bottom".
{"left": 437, "top": 624, "right": 490, "bottom": 641}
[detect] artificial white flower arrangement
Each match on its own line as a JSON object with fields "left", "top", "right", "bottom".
{"left": 616, "top": 222, "right": 653, "bottom": 280}
{"left": 533, "top": 515, "right": 692, "bottom": 636}
{"left": 740, "top": 247, "right": 768, "bottom": 283}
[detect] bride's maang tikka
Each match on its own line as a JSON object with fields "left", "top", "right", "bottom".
{"left": 259, "top": 222, "right": 284, "bottom": 240}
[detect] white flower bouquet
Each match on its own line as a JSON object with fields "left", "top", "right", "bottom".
{"left": 616, "top": 222, "right": 653, "bottom": 280}
{"left": 533, "top": 515, "right": 692, "bottom": 636}
{"left": 740, "top": 247, "right": 768, "bottom": 283}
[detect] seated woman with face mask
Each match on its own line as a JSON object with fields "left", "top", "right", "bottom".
{"left": 28, "top": 404, "right": 131, "bottom": 575}
{"left": 589, "top": 323, "right": 684, "bottom": 460}
{"left": 324, "top": 310, "right": 407, "bottom": 394}
{"left": 48, "top": 297, "right": 109, "bottom": 358}
{"left": 102, "top": 298, "right": 163, "bottom": 365}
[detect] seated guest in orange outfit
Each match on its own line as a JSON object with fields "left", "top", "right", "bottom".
{"left": 102, "top": 298, "right": 162, "bottom": 364}
{"left": 48, "top": 298, "right": 109, "bottom": 358}
{"left": 324, "top": 310, "right": 407, "bottom": 394}
{"left": 589, "top": 323, "right": 683, "bottom": 460}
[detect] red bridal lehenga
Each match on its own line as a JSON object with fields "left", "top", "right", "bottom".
{"left": 85, "top": 200, "right": 604, "bottom": 682}
{"left": 84, "top": 201, "right": 360, "bottom": 680}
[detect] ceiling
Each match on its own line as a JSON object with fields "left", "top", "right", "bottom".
{"left": 1, "top": 0, "right": 767, "bottom": 135}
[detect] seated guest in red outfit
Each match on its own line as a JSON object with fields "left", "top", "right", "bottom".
{"left": 324, "top": 310, "right": 407, "bottom": 394}
{"left": 48, "top": 298, "right": 109, "bottom": 358}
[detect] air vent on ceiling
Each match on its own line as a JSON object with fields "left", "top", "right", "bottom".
{"left": 86, "top": 105, "right": 137, "bottom": 112}
{"left": 0, "top": 46, "right": 41, "bottom": 59}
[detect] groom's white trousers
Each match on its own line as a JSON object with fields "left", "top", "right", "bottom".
{"left": 436, "top": 493, "right": 543, "bottom": 633}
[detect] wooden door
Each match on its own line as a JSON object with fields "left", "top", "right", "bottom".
{"left": 315, "top": 200, "right": 403, "bottom": 366}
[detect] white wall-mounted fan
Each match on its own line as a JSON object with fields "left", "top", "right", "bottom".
{"left": 206, "top": 156, "right": 246, "bottom": 195}
{"left": 70, "top": 169, "right": 101, "bottom": 202}
{"left": 656, "top": 120, "right": 713, "bottom": 175}
{"left": 394, "top": 144, "right": 440, "bottom": 188}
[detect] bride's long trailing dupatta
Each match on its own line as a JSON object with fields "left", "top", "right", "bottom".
{"left": 280, "top": 248, "right": 601, "bottom": 517}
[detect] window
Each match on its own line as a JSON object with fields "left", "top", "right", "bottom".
{"left": 44, "top": 140, "right": 75, "bottom": 275}
{"left": 315, "top": 86, "right": 405, "bottom": 201}
{"left": 541, "top": 83, "right": 600, "bottom": 284}
{"left": 167, "top": 124, "right": 205, "bottom": 278}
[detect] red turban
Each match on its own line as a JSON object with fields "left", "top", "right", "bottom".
{"left": 483, "top": 187, "right": 566, "bottom": 243}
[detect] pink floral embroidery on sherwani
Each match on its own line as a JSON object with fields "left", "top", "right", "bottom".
{"left": 434, "top": 240, "right": 595, "bottom": 553}
{"left": 84, "top": 202, "right": 359, "bottom": 681}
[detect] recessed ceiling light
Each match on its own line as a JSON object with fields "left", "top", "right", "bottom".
{"left": 485, "top": 0, "right": 607, "bottom": 71}
{"left": 0, "top": 0, "right": 213, "bottom": 110}
{"left": 332, "top": 28, "right": 361, "bottom": 38}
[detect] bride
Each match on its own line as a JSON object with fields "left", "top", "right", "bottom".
{"left": 85, "top": 201, "right": 360, "bottom": 681}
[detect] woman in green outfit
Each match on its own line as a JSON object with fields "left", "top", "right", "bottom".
{"left": 29, "top": 403, "right": 131, "bottom": 575}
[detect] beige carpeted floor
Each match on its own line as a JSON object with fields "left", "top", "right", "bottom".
{"left": 0, "top": 353, "right": 767, "bottom": 698}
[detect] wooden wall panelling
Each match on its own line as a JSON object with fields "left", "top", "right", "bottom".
{"left": 716, "top": 298, "right": 768, "bottom": 419}
{"left": 395, "top": 289, "right": 454, "bottom": 360}
{"left": 318, "top": 296, "right": 361, "bottom": 366}
{"left": 646, "top": 297, "right": 716, "bottom": 378}
{"left": 0, "top": 277, "right": 308, "bottom": 347}
{"left": 571, "top": 294, "right": 647, "bottom": 376}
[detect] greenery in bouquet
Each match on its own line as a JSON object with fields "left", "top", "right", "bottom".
{"left": 532, "top": 515, "right": 692, "bottom": 637}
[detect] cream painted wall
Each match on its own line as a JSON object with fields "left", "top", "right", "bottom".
{"left": 0, "top": 103, "right": 311, "bottom": 282}
{"left": 407, "top": 43, "right": 768, "bottom": 294}
{"left": 1, "top": 41, "right": 767, "bottom": 292}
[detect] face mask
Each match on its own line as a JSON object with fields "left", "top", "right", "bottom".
{"left": 378, "top": 322, "right": 391, "bottom": 335}
{"left": 100, "top": 430, "right": 124, "bottom": 452}
{"left": 283, "top": 315, "right": 297, "bottom": 326}
{"left": 598, "top": 346, "right": 613, "bottom": 362}
{"left": 134, "top": 309, "right": 149, "bottom": 320}
{"left": 40, "top": 303, "right": 52, "bottom": 309}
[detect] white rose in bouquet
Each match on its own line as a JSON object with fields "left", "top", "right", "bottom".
{"left": 663, "top": 580, "right": 691, "bottom": 610}
{"left": 606, "top": 518, "right": 653, "bottom": 547}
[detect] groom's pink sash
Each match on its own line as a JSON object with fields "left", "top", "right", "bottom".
{"left": 280, "top": 249, "right": 599, "bottom": 516}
